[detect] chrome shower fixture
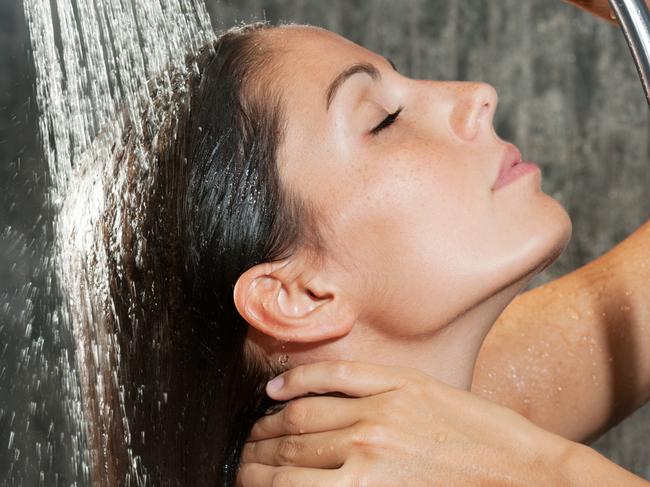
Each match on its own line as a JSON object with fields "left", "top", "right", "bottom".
{"left": 609, "top": 0, "right": 650, "bottom": 107}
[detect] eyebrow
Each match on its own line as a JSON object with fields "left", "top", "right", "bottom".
{"left": 325, "top": 58, "right": 398, "bottom": 111}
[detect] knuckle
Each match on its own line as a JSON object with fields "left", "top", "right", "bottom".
{"left": 240, "top": 442, "right": 255, "bottom": 463}
{"left": 276, "top": 437, "right": 302, "bottom": 464}
{"left": 384, "top": 390, "right": 407, "bottom": 413}
{"left": 250, "top": 418, "right": 270, "bottom": 438}
{"left": 282, "top": 401, "right": 307, "bottom": 433}
{"left": 363, "top": 422, "right": 390, "bottom": 448}
{"left": 350, "top": 421, "right": 389, "bottom": 451}
{"left": 270, "top": 471, "right": 292, "bottom": 487}
{"left": 402, "top": 377, "right": 429, "bottom": 401}
{"left": 331, "top": 361, "right": 352, "bottom": 381}
{"left": 235, "top": 462, "right": 254, "bottom": 486}
{"left": 288, "top": 364, "right": 306, "bottom": 388}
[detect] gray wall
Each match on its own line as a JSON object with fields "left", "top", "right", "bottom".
{"left": 1, "top": 0, "right": 649, "bottom": 484}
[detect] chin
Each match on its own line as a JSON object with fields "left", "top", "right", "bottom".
{"left": 532, "top": 194, "right": 573, "bottom": 274}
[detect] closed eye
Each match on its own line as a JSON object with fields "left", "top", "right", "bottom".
{"left": 370, "top": 106, "right": 404, "bottom": 136}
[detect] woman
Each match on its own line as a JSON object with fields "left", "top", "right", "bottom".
{"left": 232, "top": 18, "right": 650, "bottom": 487}
{"left": 62, "top": 3, "right": 648, "bottom": 487}
{"left": 235, "top": 4, "right": 650, "bottom": 485}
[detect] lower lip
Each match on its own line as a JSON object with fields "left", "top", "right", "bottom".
{"left": 492, "top": 161, "right": 540, "bottom": 191}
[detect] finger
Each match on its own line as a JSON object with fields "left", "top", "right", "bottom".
{"left": 266, "top": 360, "right": 414, "bottom": 401}
{"left": 236, "top": 462, "right": 346, "bottom": 487}
{"left": 242, "top": 428, "right": 354, "bottom": 468}
{"left": 249, "top": 395, "right": 365, "bottom": 441}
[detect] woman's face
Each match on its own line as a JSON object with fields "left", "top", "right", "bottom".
{"left": 267, "top": 26, "right": 572, "bottom": 338}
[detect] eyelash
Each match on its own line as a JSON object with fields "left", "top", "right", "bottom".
{"left": 370, "top": 106, "right": 404, "bottom": 136}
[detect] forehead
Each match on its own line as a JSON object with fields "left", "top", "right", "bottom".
{"left": 266, "top": 25, "right": 381, "bottom": 65}
{"left": 262, "top": 25, "right": 390, "bottom": 107}
{"left": 261, "top": 26, "right": 391, "bottom": 159}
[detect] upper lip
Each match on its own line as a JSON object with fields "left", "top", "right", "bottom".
{"left": 492, "top": 143, "right": 522, "bottom": 189}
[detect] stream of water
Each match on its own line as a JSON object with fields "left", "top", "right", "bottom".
{"left": 7, "top": 0, "right": 212, "bottom": 483}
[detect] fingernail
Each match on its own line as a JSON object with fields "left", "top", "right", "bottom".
{"left": 267, "top": 376, "right": 284, "bottom": 393}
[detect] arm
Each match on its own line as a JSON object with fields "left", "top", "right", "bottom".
{"left": 472, "top": 219, "right": 650, "bottom": 442}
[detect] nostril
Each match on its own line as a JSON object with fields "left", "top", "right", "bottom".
{"left": 478, "top": 102, "right": 490, "bottom": 123}
{"left": 447, "top": 82, "right": 498, "bottom": 141}
{"left": 455, "top": 102, "right": 490, "bottom": 142}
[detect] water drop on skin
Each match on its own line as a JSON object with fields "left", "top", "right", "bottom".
{"left": 436, "top": 432, "right": 447, "bottom": 443}
{"left": 316, "top": 448, "right": 323, "bottom": 456}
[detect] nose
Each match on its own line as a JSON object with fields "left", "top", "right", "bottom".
{"left": 446, "top": 82, "right": 498, "bottom": 142}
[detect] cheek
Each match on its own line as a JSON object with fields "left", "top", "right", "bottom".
{"left": 323, "top": 148, "right": 497, "bottom": 320}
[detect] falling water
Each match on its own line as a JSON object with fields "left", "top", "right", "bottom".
{"left": 5, "top": 0, "right": 212, "bottom": 484}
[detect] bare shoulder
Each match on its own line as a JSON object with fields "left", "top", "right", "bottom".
{"left": 473, "top": 219, "right": 650, "bottom": 441}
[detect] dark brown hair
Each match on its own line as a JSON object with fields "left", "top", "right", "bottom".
{"left": 75, "top": 22, "right": 317, "bottom": 486}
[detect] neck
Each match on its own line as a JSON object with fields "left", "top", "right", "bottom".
{"left": 286, "top": 273, "right": 534, "bottom": 391}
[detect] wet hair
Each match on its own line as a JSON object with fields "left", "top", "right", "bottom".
{"left": 71, "top": 22, "right": 320, "bottom": 486}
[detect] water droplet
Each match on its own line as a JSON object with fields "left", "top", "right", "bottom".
{"left": 570, "top": 312, "right": 580, "bottom": 320}
{"left": 624, "top": 290, "right": 632, "bottom": 296}
{"left": 316, "top": 447, "right": 323, "bottom": 456}
{"left": 436, "top": 432, "right": 447, "bottom": 443}
{"left": 557, "top": 386, "right": 563, "bottom": 392}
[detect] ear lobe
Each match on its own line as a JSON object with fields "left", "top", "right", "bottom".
{"left": 233, "top": 259, "right": 355, "bottom": 343}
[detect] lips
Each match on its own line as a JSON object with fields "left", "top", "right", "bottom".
{"left": 491, "top": 143, "right": 543, "bottom": 191}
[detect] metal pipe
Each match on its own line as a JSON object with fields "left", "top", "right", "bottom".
{"left": 608, "top": 0, "right": 650, "bottom": 107}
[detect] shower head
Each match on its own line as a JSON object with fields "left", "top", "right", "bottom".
{"left": 609, "top": 0, "right": 650, "bottom": 108}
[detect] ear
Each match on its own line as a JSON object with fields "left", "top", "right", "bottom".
{"left": 233, "top": 258, "right": 355, "bottom": 343}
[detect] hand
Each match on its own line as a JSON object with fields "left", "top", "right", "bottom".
{"left": 237, "top": 360, "right": 575, "bottom": 486}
